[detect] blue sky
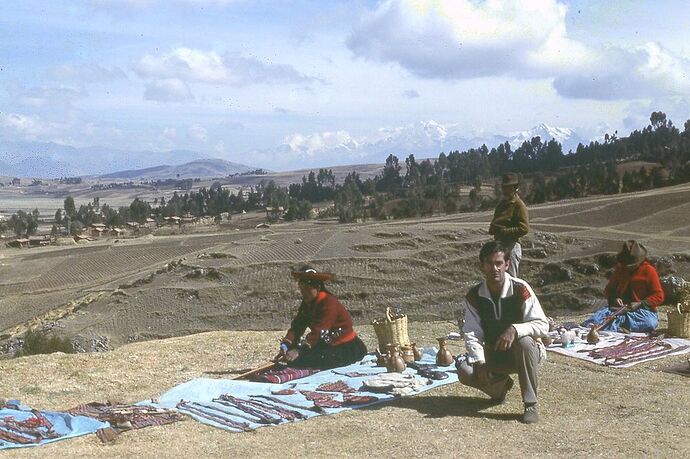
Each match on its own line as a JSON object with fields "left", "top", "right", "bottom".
{"left": 1, "top": 0, "right": 689, "bottom": 171}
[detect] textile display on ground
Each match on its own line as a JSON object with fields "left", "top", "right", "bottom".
{"left": 0, "top": 401, "right": 109, "bottom": 450}
{"left": 545, "top": 327, "right": 690, "bottom": 368}
{"left": 153, "top": 349, "right": 458, "bottom": 432}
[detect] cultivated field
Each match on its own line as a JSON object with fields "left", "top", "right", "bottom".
{"left": 0, "top": 183, "right": 689, "bottom": 457}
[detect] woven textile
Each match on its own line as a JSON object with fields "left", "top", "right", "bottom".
{"left": 252, "top": 367, "right": 320, "bottom": 384}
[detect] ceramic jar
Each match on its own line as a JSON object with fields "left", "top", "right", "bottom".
{"left": 435, "top": 337, "right": 454, "bottom": 366}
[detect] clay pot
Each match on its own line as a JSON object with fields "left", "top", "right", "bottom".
{"left": 386, "top": 345, "right": 406, "bottom": 373}
{"left": 411, "top": 343, "right": 423, "bottom": 361}
{"left": 399, "top": 346, "right": 415, "bottom": 363}
{"left": 375, "top": 348, "right": 387, "bottom": 367}
{"left": 587, "top": 325, "right": 600, "bottom": 344}
{"left": 435, "top": 337, "right": 454, "bottom": 366}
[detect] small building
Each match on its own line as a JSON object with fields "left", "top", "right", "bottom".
{"left": 145, "top": 218, "right": 156, "bottom": 228}
{"left": 126, "top": 221, "right": 140, "bottom": 230}
{"left": 7, "top": 238, "right": 29, "bottom": 248}
{"left": 28, "top": 235, "right": 52, "bottom": 247}
{"left": 74, "top": 234, "right": 92, "bottom": 243}
{"left": 109, "top": 227, "right": 126, "bottom": 237}
{"left": 91, "top": 226, "right": 106, "bottom": 238}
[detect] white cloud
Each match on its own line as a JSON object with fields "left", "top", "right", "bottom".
{"left": 402, "top": 89, "right": 419, "bottom": 99}
{"left": 144, "top": 78, "right": 193, "bottom": 102}
{"left": 49, "top": 63, "right": 127, "bottom": 82}
{"left": 348, "top": 0, "right": 690, "bottom": 100}
{"left": 163, "top": 127, "right": 177, "bottom": 139}
{"left": 347, "top": 0, "right": 588, "bottom": 79}
{"left": 6, "top": 82, "right": 85, "bottom": 108}
{"left": 133, "top": 47, "right": 317, "bottom": 87}
{"left": 0, "top": 113, "right": 67, "bottom": 140}
{"left": 188, "top": 124, "right": 208, "bottom": 142}
{"left": 554, "top": 42, "right": 690, "bottom": 100}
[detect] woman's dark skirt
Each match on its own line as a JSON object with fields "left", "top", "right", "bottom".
{"left": 290, "top": 336, "right": 367, "bottom": 370}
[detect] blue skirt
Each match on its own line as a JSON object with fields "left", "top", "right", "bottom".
{"left": 582, "top": 306, "right": 658, "bottom": 333}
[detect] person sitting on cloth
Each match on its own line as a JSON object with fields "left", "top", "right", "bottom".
{"left": 583, "top": 240, "right": 664, "bottom": 333}
{"left": 275, "top": 265, "right": 367, "bottom": 370}
{"left": 456, "top": 240, "right": 548, "bottom": 424}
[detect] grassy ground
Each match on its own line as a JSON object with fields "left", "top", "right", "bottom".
{"left": 1, "top": 321, "right": 688, "bottom": 458}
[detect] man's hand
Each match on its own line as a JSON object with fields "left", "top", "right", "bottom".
{"left": 285, "top": 349, "right": 300, "bottom": 362}
{"left": 494, "top": 326, "right": 517, "bottom": 352}
{"left": 473, "top": 362, "right": 490, "bottom": 386}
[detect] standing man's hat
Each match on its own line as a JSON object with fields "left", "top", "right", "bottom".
{"left": 617, "top": 240, "right": 647, "bottom": 266}
{"left": 501, "top": 173, "right": 519, "bottom": 186}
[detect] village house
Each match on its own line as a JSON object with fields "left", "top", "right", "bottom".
{"left": 7, "top": 238, "right": 29, "bottom": 248}
{"left": 109, "top": 227, "right": 126, "bottom": 237}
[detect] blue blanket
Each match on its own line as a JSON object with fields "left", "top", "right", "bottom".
{"left": 154, "top": 350, "right": 458, "bottom": 431}
{"left": 0, "top": 401, "right": 109, "bottom": 450}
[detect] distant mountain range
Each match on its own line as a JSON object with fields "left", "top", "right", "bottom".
{"left": 100, "top": 158, "right": 256, "bottom": 179}
{"left": 251, "top": 121, "right": 592, "bottom": 170}
{"left": 1, "top": 122, "right": 594, "bottom": 178}
{"left": 0, "top": 141, "right": 208, "bottom": 178}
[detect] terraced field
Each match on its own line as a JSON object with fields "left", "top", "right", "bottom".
{"left": 1, "top": 182, "right": 689, "bottom": 351}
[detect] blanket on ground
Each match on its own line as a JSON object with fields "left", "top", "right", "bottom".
{"left": 545, "top": 327, "right": 690, "bottom": 367}
{"left": 0, "top": 401, "right": 108, "bottom": 450}
{"left": 153, "top": 349, "right": 458, "bottom": 432}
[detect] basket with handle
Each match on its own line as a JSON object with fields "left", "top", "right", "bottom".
{"left": 667, "top": 303, "right": 690, "bottom": 338}
{"left": 372, "top": 307, "right": 410, "bottom": 350}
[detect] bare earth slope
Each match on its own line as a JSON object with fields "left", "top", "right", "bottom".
{"left": 1, "top": 183, "right": 689, "bottom": 350}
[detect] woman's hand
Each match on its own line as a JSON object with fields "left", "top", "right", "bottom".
{"left": 285, "top": 349, "right": 300, "bottom": 362}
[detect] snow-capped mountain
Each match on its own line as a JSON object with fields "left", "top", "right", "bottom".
{"left": 502, "top": 123, "right": 586, "bottom": 152}
{"left": 251, "top": 121, "right": 591, "bottom": 170}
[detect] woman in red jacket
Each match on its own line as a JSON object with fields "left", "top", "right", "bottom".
{"left": 276, "top": 266, "right": 367, "bottom": 369}
{"left": 583, "top": 240, "right": 664, "bottom": 332}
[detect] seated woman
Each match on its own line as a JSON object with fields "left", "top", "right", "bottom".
{"left": 583, "top": 240, "right": 664, "bottom": 333}
{"left": 276, "top": 266, "right": 367, "bottom": 370}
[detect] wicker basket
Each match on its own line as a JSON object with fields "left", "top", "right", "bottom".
{"left": 667, "top": 303, "right": 690, "bottom": 338}
{"left": 372, "top": 307, "right": 410, "bottom": 350}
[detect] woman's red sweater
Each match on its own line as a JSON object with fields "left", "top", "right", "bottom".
{"left": 604, "top": 260, "right": 665, "bottom": 310}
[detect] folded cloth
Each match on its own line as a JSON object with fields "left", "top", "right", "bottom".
{"left": 361, "top": 372, "right": 431, "bottom": 396}
{"left": 252, "top": 367, "right": 320, "bottom": 384}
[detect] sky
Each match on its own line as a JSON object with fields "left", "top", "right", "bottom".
{"left": 1, "top": 0, "right": 690, "bottom": 171}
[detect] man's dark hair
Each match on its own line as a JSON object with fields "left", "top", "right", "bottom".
{"left": 479, "top": 240, "right": 511, "bottom": 263}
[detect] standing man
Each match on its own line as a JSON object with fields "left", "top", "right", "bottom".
{"left": 456, "top": 240, "right": 548, "bottom": 424}
{"left": 489, "top": 173, "right": 529, "bottom": 277}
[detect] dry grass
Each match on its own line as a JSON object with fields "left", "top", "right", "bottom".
{"left": 1, "top": 323, "right": 689, "bottom": 458}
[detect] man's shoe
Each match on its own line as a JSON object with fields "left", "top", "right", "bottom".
{"left": 522, "top": 404, "right": 539, "bottom": 424}
{"left": 490, "top": 377, "right": 514, "bottom": 404}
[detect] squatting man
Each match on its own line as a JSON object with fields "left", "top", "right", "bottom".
{"left": 456, "top": 240, "right": 548, "bottom": 424}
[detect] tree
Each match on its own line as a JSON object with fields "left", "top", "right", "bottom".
{"left": 64, "top": 196, "right": 76, "bottom": 217}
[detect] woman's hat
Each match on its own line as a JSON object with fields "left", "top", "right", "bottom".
{"left": 617, "top": 240, "right": 647, "bottom": 266}
{"left": 291, "top": 265, "right": 335, "bottom": 283}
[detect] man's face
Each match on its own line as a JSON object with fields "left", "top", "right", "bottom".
{"left": 480, "top": 251, "right": 510, "bottom": 285}
{"left": 501, "top": 184, "right": 518, "bottom": 198}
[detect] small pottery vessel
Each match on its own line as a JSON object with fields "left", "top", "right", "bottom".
{"left": 399, "top": 346, "right": 415, "bottom": 363}
{"left": 586, "top": 325, "right": 600, "bottom": 344}
{"left": 435, "top": 337, "right": 454, "bottom": 366}
{"left": 411, "top": 343, "right": 423, "bottom": 361}
{"left": 541, "top": 334, "right": 553, "bottom": 346}
{"left": 375, "top": 348, "right": 387, "bottom": 367}
{"left": 386, "top": 345, "right": 406, "bottom": 373}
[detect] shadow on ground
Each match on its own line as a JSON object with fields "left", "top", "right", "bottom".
{"left": 362, "top": 395, "right": 522, "bottom": 422}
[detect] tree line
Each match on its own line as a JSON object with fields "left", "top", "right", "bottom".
{"left": 3, "top": 111, "right": 690, "bottom": 237}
